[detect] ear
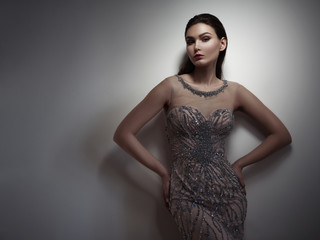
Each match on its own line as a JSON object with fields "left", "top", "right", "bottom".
{"left": 219, "top": 37, "right": 227, "bottom": 51}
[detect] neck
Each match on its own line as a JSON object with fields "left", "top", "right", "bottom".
{"left": 191, "top": 64, "right": 220, "bottom": 86}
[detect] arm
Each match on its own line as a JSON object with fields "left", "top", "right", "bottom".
{"left": 113, "top": 78, "right": 172, "bottom": 205}
{"left": 232, "top": 84, "right": 292, "bottom": 191}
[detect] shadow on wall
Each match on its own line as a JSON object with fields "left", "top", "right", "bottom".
{"left": 99, "top": 111, "right": 182, "bottom": 240}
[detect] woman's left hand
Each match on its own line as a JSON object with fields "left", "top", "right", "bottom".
{"left": 232, "top": 161, "right": 246, "bottom": 195}
{"left": 161, "top": 173, "right": 170, "bottom": 209}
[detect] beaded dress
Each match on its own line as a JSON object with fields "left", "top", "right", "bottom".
{"left": 166, "top": 75, "right": 247, "bottom": 240}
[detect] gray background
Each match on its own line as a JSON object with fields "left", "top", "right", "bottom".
{"left": 1, "top": 0, "right": 319, "bottom": 239}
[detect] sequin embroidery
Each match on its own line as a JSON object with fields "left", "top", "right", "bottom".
{"left": 176, "top": 74, "right": 228, "bottom": 98}
{"left": 166, "top": 105, "right": 247, "bottom": 240}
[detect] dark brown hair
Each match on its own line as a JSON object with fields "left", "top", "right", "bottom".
{"left": 178, "top": 13, "right": 228, "bottom": 79}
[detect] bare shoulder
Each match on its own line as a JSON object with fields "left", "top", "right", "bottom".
{"left": 146, "top": 75, "right": 178, "bottom": 106}
{"left": 226, "top": 80, "right": 244, "bottom": 94}
{"left": 226, "top": 81, "right": 256, "bottom": 110}
{"left": 160, "top": 74, "right": 182, "bottom": 91}
{"left": 227, "top": 80, "right": 242, "bottom": 88}
{"left": 163, "top": 75, "right": 179, "bottom": 86}
{"left": 152, "top": 75, "right": 176, "bottom": 92}
{"left": 227, "top": 81, "right": 253, "bottom": 95}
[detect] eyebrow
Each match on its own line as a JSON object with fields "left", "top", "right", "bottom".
{"left": 186, "top": 32, "right": 213, "bottom": 39}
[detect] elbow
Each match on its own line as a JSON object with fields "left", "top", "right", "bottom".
{"left": 287, "top": 131, "right": 292, "bottom": 145}
{"left": 113, "top": 129, "right": 122, "bottom": 145}
{"left": 280, "top": 129, "right": 292, "bottom": 147}
{"left": 268, "top": 128, "right": 292, "bottom": 149}
{"left": 113, "top": 127, "right": 132, "bottom": 147}
{"left": 113, "top": 127, "right": 123, "bottom": 145}
{"left": 113, "top": 132, "right": 119, "bottom": 144}
{"left": 285, "top": 132, "right": 292, "bottom": 146}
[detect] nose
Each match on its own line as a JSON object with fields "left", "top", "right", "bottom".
{"left": 194, "top": 40, "right": 200, "bottom": 52}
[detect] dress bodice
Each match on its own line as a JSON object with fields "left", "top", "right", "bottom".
{"left": 166, "top": 105, "right": 233, "bottom": 164}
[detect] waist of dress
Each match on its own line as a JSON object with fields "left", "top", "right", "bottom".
{"left": 171, "top": 145, "right": 226, "bottom": 158}
{"left": 172, "top": 151, "right": 227, "bottom": 165}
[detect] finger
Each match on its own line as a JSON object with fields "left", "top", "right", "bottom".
{"left": 240, "top": 178, "right": 245, "bottom": 188}
{"left": 164, "top": 185, "right": 170, "bottom": 209}
{"left": 163, "top": 187, "right": 168, "bottom": 201}
{"left": 165, "top": 190, "right": 169, "bottom": 205}
{"left": 163, "top": 195, "right": 169, "bottom": 209}
{"left": 240, "top": 179, "right": 245, "bottom": 189}
{"left": 239, "top": 179, "right": 246, "bottom": 195}
{"left": 162, "top": 188, "right": 169, "bottom": 207}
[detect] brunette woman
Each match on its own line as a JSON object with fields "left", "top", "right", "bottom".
{"left": 114, "top": 13, "right": 291, "bottom": 239}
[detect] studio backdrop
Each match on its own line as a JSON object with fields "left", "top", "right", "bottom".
{"left": 1, "top": 0, "right": 319, "bottom": 239}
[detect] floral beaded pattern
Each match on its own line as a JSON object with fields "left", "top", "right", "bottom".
{"left": 166, "top": 105, "right": 247, "bottom": 240}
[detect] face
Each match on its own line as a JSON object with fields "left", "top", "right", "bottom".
{"left": 185, "top": 23, "right": 226, "bottom": 67}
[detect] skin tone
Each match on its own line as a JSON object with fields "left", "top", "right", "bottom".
{"left": 113, "top": 23, "right": 292, "bottom": 207}
{"left": 185, "top": 23, "right": 227, "bottom": 88}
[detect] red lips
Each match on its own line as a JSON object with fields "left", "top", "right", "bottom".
{"left": 194, "top": 54, "right": 203, "bottom": 60}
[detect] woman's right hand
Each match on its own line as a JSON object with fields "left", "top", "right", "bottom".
{"left": 232, "top": 161, "right": 246, "bottom": 195}
{"left": 161, "top": 173, "right": 170, "bottom": 209}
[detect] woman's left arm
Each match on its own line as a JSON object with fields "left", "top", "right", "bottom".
{"left": 232, "top": 83, "right": 292, "bottom": 190}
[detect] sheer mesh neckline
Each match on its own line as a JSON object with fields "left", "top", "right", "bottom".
{"left": 176, "top": 74, "right": 228, "bottom": 98}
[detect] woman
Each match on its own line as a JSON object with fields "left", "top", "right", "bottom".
{"left": 113, "top": 13, "right": 291, "bottom": 240}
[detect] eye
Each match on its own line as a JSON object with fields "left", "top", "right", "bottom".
{"left": 202, "top": 36, "right": 211, "bottom": 42}
{"left": 186, "top": 39, "right": 194, "bottom": 45}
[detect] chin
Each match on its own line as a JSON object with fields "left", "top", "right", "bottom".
{"left": 193, "top": 61, "right": 211, "bottom": 68}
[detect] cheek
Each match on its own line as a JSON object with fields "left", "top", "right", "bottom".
{"left": 186, "top": 45, "right": 192, "bottom": 53}
{"left": 206, "top": 42, "right": 221, "bottom": 53}
{"left": 186, "top": 46, "right": 194, "bottom": 57}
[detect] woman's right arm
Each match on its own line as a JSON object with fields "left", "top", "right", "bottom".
{"left": 113, "top": 78, "right": 172, "bottom": 203}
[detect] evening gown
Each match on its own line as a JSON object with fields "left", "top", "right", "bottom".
{"left": 166, "top": 75, "right": 247, "bottom": 240}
